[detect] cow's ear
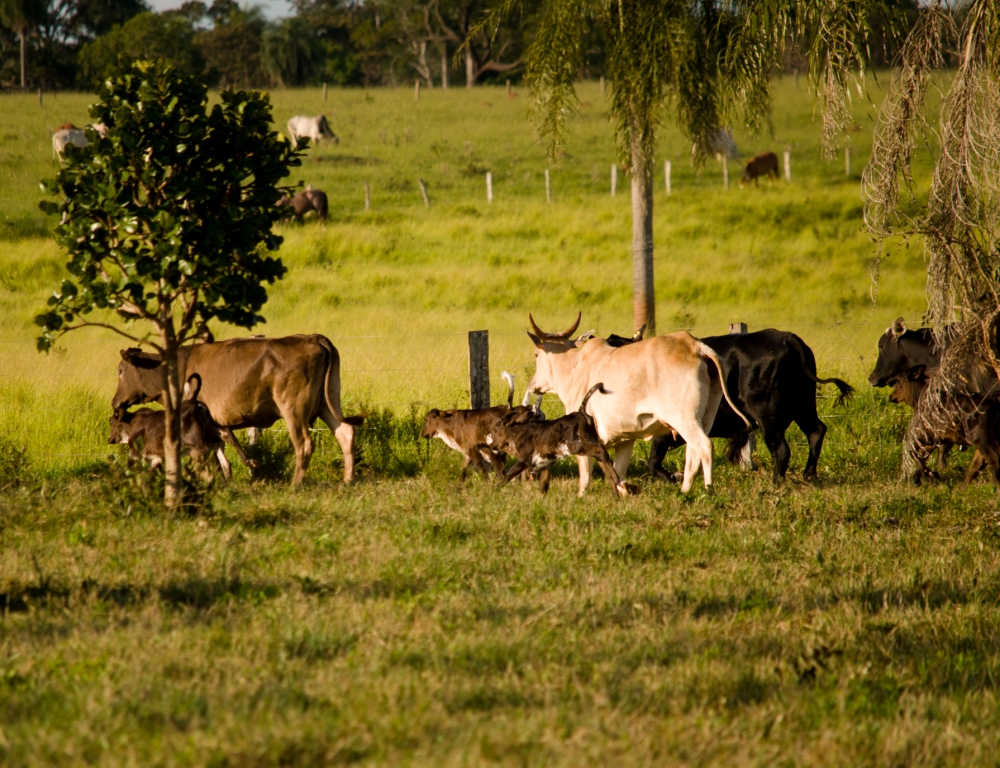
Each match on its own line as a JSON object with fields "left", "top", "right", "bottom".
{"left": 527, "top": 331, "right": 543, "bottom": 348}
{"left": 908, "top": 364, "right": 927, "bottom": 381}
{"left": 574, "top": 331, "right": 595, "bottom": 347}
{"left": 891, "top": 317, "right": 907, "bottom": 339}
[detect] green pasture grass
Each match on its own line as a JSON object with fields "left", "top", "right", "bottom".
{"left": 3, "top": 76, "right": 994, "bottom": 765}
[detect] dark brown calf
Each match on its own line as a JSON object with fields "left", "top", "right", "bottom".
{"left": 277, "top": 189, "right": 328, "bottom": 222}
{"left": 493, "top": 383, "right": 633, "bottom": 497}
{"left": 422, "top": 372, "right": 543, "bottom": 478}
{"left": 891, "top": 366, "right": 987, "bottom": 482}
{"left": 740, "top": 152, "right": 780, "bottom": 187}
{"left": 109, "top": 375, "right": 229, "bottom": 482}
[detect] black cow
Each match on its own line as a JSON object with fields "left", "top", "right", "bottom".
{"left": 647, "top": 329, "right": 853, "bottom": 483}
{"left": 868, "top": 317, "right": 942, "bottom": 388}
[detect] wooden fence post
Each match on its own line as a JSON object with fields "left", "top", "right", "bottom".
{"left": 845, "top": 146, "right": 851, "bottom": 177}
{"left": 611, "top": 164, "right": 617, "bottom": 197}
{"left": 468, "top": 331, "right": 489, "bottom": 409}
{"left": 418, "top": 179, "right": 429, "bottom": 208}
{"left": 723, "top": 156, "right": 729, "bottom": 189}
{"left": 506, "top": 79, "right": 511, "bottom": 95}
{"left": 364, "top": 180, "right": 370, "bottom": 212}
{"left": 415, "top": 81, "right": 420, "bottom": 101}
{"left": 728, "top": 322, "right": 755, "bottom": 467}
{"left": 783, "top": 150, "right": 791, "bottom": 182}
{"left": 38, "top": 88, "right": 42, "bottom": 108}
{"left": 323, "top": 83, "right": 328, "bottom": 101}
{"left": 441, "top": 44, "right": 448, "bottom": 89}
{"left": 545, "top": 168, "right": 551, "bottom": 203}
{"left": 486, "top": 171, "right": 493, "bottom": 203}
{"left": 664, "top": 160, "right": 672, "bottom": 195}
{"left": 600, "top": 76, "right": 605, "bottom": 95}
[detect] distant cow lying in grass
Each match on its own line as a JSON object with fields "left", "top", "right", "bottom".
{"left": 422, "top": 372, "right": 544, "bottom": 479}
{"left": 740, "top": 152, "right": 779, "bottom": 187}
{"left": 277, "top": 189, "right": 328, "bottom": 222}
{"left": 108, "top": 374, "right": 229, "bottom": 482}
{"left": 492, "top": 383, "right": 636, "bottom": 497}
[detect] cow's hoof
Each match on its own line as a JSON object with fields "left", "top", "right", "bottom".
{"left": 703, "top": 484, "right": 716, "bottom": 497}
{"left": 617, "top": 481, "right": 639, "bottom": 496}
{"left": 248, "top": 459, "right": 261, "bottom": 469}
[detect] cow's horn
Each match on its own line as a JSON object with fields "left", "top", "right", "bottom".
{"left": 554, "top": 312, "right": 582, "bottom": 339}
{"left": 891, "top": 317, "right": 907, "bottom": 339}
{"left": 528, "top": 313, "right": 546, "bottom": 338}
{"left": 632, "top": 324, "right": 646, "bottom": 341}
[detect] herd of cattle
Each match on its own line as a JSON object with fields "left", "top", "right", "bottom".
{"left": 102, "top": 312, "right": 995, "bottom": 495}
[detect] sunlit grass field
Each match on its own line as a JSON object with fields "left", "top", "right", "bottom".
{"left": 3, "top": 78, "right": 996, "bottom": 767}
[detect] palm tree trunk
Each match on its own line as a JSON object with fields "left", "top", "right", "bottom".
{"left": 630, "top": 133, "right": 655, "bottom": 336}
{"left": 18, "top": 27, "right": 26, "bottom": 90}
{"left": 162, "top": 343, "right": 184, "bottom": 508}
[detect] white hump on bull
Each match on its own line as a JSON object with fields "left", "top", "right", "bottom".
{"left": 286, "top": 115, "right": 339, "bottom": 148}
{"left": 521, "top": 313, "right": 750, "bottom": 494}
{"left": 113, "top": 334, "right": 364, "bottom": 485}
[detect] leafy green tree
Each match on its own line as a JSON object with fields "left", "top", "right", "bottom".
{"left": 36, "top": 60, "right": 301, "bottom": 506}
{"left": 0, "top": 0, "right": 47, "bottom": 88}
{"left": 191, "top": 0, "right": 269, "bottom": 87}
{"left": 77, "top": 11, "right": 203, "bottom": 84}
{"left": 482, "top": 0, "right": 900, "bottom": 335}
{"left": 262, "top": 16, "right": 326, "bottom": 86}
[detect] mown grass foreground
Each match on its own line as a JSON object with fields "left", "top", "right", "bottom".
{"left": 2, "top": 78, "right": 998, "bottom": 766}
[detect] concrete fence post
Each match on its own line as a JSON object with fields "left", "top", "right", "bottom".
{"left": 545, "top": 168, "right": 551, "bottom": 203}
{"left": 415, "top": 81, "right": 420, "bottom": 101}
{"left": 611, "top": 164, "right": 617, "bottom": 197}
{"left": 783, "top": 150, "right": 791, "bottom": 182}
{"left": 486, "top": 171, "right": 493, "bottom": 203}
{"left": 323, "top": 83, "right": 328, "bottom": 101}
{"left": 364, "top": 180, "right": 371, "bottom": 212}
{"left": 723, "top": 156, "right": 729, "bottom": 189}
{"left": 664, "top": 160, "right": 672, "bottom": 195}
{"left": 506, "top": 79, "right": 511, "bottom": 95}
{"left": 469, "top": 331, "right": 489, "bottom": 409}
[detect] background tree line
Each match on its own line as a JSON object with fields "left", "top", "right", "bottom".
{"left": 0, "top": 0, "right": 542, "bottom": 90}
{"left": 1, "top": 0, "right": 922, "bottom": 93}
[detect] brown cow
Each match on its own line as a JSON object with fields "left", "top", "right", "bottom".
{"left": 112, "top": 335, "right": 363, "bottom": 485}
{"left": 740, "top": 152, "right": 780, "bottom": 187}
{"left": 278, "top": 189, "right": 328, "bottom": 222}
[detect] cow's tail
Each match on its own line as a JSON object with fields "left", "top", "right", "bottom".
{"left": 788, "top": 334, "right": 854, "bottom": 407}
{"left": 580, "top": 383, "right": 609, "bottom": 415}
{"left": 696, "top": 341, "right": 751, "bottom": 428}
{"left": 501, "top": 371, "right": 514, "bottom": 408}
{"left": 317, "top": 336, "right": 365, "bottom": 427}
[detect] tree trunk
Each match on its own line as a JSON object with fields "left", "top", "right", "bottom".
{"left": 465, "top": 48, "right": 474, "bottom": 87}
{"left": 441, "top": 43, "right": 448, "bottom": 89}
{"left": 162, "top": 341, "right": 184, "bottom": 508}
{"left": 18, "top": 27, "right": 26, "bottom": 90}
{"left": 630, "top": 135, "right": 655, "bottom": 336}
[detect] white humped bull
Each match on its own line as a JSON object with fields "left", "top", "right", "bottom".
{"left": 522, "top": 314, "right": 749, "bottom": 494}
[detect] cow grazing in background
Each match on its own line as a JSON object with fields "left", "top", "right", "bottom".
{"left": 278, "top": 189, "right": 328, "bottom": 222}
{"left": 496, "top": 383, "right": 632, "bottom": 497}
{"left": 52, "top": 127, "right": 87, "bottom": 161}
{"left": 740, "top": 152, "right": 780, "bottom": 187}
{"left": 109, "top": 374, "right": 229, "bottom": 482}
{"left": 112, "top": 335, "right": 364, "bottom": 485}
{"left": 645, "top": 329, "right": 853, "bottom": 483}
{"left": 287, "top": 115, "right": 338, "bottom": 147}
{"left": 422, "top": 372, "right": 544, "bottom": 478}
{"left": 52, "top": 123, "right": 108, "bottom": 162}
{"left": 521, "top": 314, "right": 749, "bottom": 495}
